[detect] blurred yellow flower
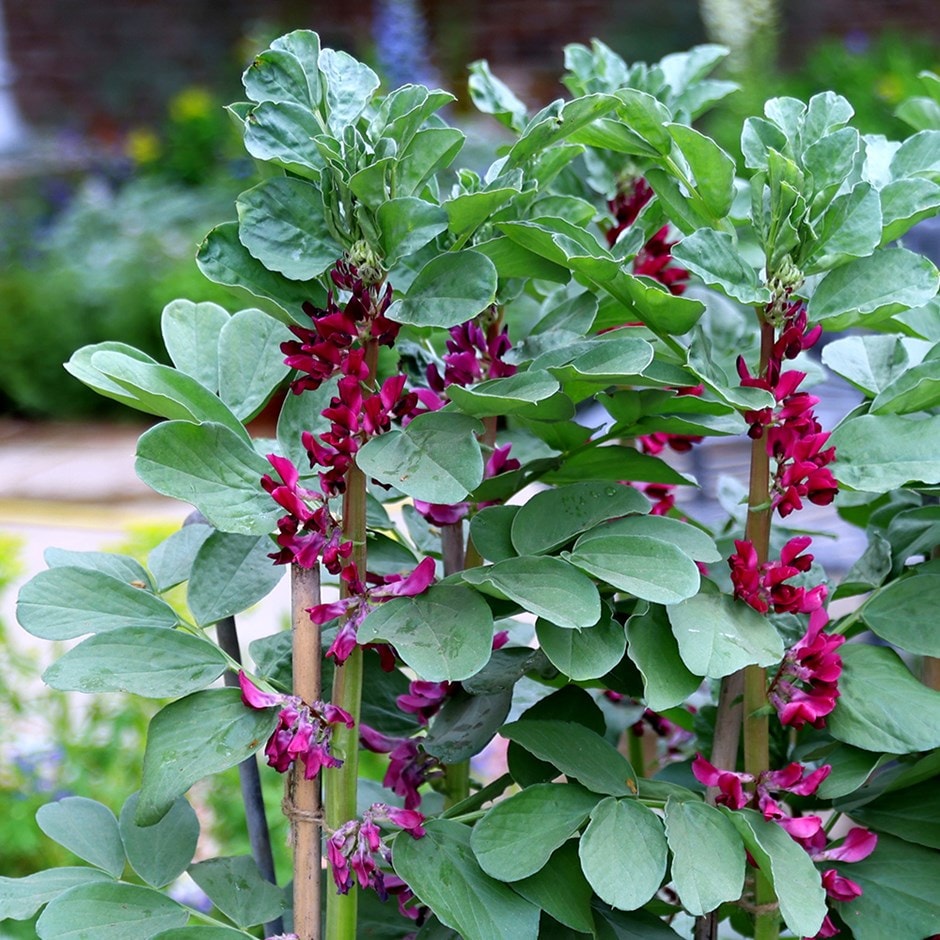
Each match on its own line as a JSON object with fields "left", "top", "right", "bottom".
{"left": 875, "top": 72, "right": 904, "bottom": 104}
{"left": 125, "top": 127, "right": 161, "bottom": 164}
{"left": 169, "top": 87, "right": 214, "bottom": 123}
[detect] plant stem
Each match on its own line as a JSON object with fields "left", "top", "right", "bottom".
{"left": 325, "top": 339, "right": 377, "bottom": 940}
{"left": 292, "top": 565, "right": 323, "bottom": 940}
{"left": 742, "top": 317, "right": 777, "bottom": 939}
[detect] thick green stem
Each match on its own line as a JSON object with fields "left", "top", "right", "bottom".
{"left": 325, "top": 341, "right": 377, "bottom": 940}
{"left": 291, "top": 565, "right": 323, "bottom": 940}
{"left": 742, "top": 317, "right": 777, "bottom": 939}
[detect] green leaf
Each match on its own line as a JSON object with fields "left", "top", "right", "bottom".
{"left": 136, "top": 421, "right": 280, "bottom": 536}
{"left": 536, "top": 609, "right": 627, "bottom": 680}
{"left": 511, "top": 841, "right": 595, "bottom": 934}
{"left": 468, "top": 505, "right": 519, "bottom": 563}
{"left": 36, "top": 883, "right": 188, "bottom": 940}
{"left": 879, "top": 177, "right": 940, "bottom": 243}
{"left": 187, "top": 531, "right": 283, "bottom": 626}
{"left": 834, "top": 833, "right": 940, "bottom": 940}
{"left": 358, "top": 584, "right": 494, "bottom": 682}
{"left": 422, "top": 687, "right": 513, "bottom": 763}
{"left": 579, "top": 798, "right": 667, "bottom": 910}
{"left": 820, "top": 334, "right": 913, "bottom": 397}
{"left": 803, "top": 182, "right": 882, "bottom": 272}
{"left": 871, "top": 346, "right": 940, "bottom": 415}
{"left": 396, "top": 127, "right": 465, "bottom": 196}
{"left": 36, "top": 798, "right": 125, "bottom": 878}
{"left": 0, "top": 868, "right": 114, "bottom": 922}
{"left": 663, "top": 798, "right": 745, "bottom": 916}
{"left": 217, "top": 309, "right": 292, "bottom": 421}
{"left": 467, "top": 60, "right": 528, "bottom": 132}
{"left": 236, "top": 177, "right": 342, "bottom": 281}
{"left": 828, "top": 644, "right": 940, "bottom": 754}
{"left": 471, "top": 783, "right": 599, "bottom": 881}
{"left": 137, "top": 689, "right": 277, "bottom": 825}
{"left": 244, "top": 33, "right": 319, "bottom": 107}
{"left": 672, "top": 229, "right": 771, "bottom": 305}
{"left": 243, "top": 101, "right": 325, "bottom": 177}
{"left": 356, "top": 412, "right": 484, "bottom": 504}
{"left": 501, "top": 719, "right": 637, "bottom": 797}
{"left": 88, "top": 350, "right": 247, "bottom": 441}
{"left": 392, "top": 820, "right": 540, "bottom": 940}
{"left": 196, "top": 222, "right": 323, "bottom": 319}
{"left": 848, "top": 779, "right": 940, "bottom": 849}
{"left": 161, "top": 300, "right": 229, "bottom": 392}
{"left": 807, "top": 247, "right": 940, "bottom": 330}
{"left": 446, "top": 370, "right": 560, "bottom": 418}
{"left": 890, "top": 128, "right": 940, "bottom": 180}
{"left": 544, "top": 446, "right": 694, "bottom": 487}
{"left": 861, "top": 573, "right": 940, "bottom": 655}
{"left": 611, "top": 90, "right": 673, "bottom": 153}
{"left": 721, "top": 808, "right": 827, "bottom": 938}
{"left": 18, "top": 567, "right": 179, "bottom": 641}
{"left": 577, "top": 515, "right": 720, "bottom": 563}
{"left": 44, "top": 547, "right": 153, "bottom": 590}
{"left": 592, "top": 903, "right": 684, "bottom": 939}
{"left": 377, "top": 198, "right": 449, "bottom": 266}
{"left": 188, "top": 856, "right": 284, "bottom": 928}
{"left": 507, "top": 94, "right": 622, "bottom": 168}
{"left": 318, "top": 46, "right": 379, "bottom": 130}
{"left": 444, "top": 186, "right": 522, "bottom": 239}
{"left": 148, "top": 524, "right": 213, "bottom": 593}
{"left": 510, "top": 481, "right": 650, "bottom": 556}
{"left": 817, "top": 744, "right": 886, "bottom": 799}
{"left": 626, "top": 605, "right": 702, "bottom": 711}
{"left": 830, "top": 414, "right": 940, "bottom": 491}
{"left": 387, "top": 251, "right": 497, "bottom": 328}
{"left": 151, "top": 930, "right": 251, "bottom": 940}
{"left": 119, "top": 793, "right": 199, "bottom": 888}
{"left": 667, "top": 590, "right": 784, "bottom": 678}
{"left": 43, "top": 627, "right": 228, "bottom": 698}
{"left": 564, "top": 535, "right": 700, "bottom": 605}
{"left": 666, "top": 123, "right": 735, "bottom": 217}
{"left": 462, "top": 555, "right": 601, "bottom": 629}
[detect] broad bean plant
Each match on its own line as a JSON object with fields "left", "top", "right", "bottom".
{"left": 8, "top": 32, "right": 940, "bottom": 940}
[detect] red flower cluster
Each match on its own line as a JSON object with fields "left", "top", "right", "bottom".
{"left": 769, "top": 607, "right": 845, "bottom": 729}
{"left": 693, "top": 754, "right": 876, "bottom": 938}
{"left": 327, "top": 802, "right": 425, "bottom": 900}
{"left": 426, "top": 319, "right": 517, "bottom": 393}
{"left": 239, "top": 671, "right": 354, "bottom": 779}
{"left": 729, "top": 536, "right": 827, "bottom": 615}
{"left": 359, "top": 725, "right": 444, "bottom": 810}
{"left": 282, "top": 262, "right": 400, "bottom": 395}
{"left": 737, "top": 303, "right": 837, "bottom": 518}
{"left": 606, "top": 177, "right": 689, "bottom": 295}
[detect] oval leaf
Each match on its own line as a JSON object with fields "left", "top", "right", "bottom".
{"left": 358, "top": 584, "right": 494, "bottom": 682}
{"left": 18, "top": 568, "right": 178, "bottom": 641}
{"left": 43, "top": 627, "right": 228, "bottom": 698}
{"left": 579, "top": 798, "right": 668, "bottom": 911}
{"left": 120, "top": 793, "right": 199, "bottom": 888}
{"left": 36, "top": 883, "right": 188, "bottom": 940}
{"left": 137, "top": 689, "right": 277, "bottom": 826}
{"left": 471, "top": 783, "right": 599, "bottom": 881}
{"left": 392, "top": 819, "right": 539, "bottom": 940}
{"left": 536, "top": 610, "right": 627, "bottom": 681}
{"left": 386, "top": 251, "right": 497, "bottom": 328}
{"left": 36, "top": 798, "right": 125, "bottom": 878}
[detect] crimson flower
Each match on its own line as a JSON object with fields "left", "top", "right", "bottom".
{"left": 359, "top": 725, "right": 443, "bottom": 809}
{"left": 327, "top": 803, "right": 425, "bottom": 898}
{"left": 729, "top": 536, "right": 826, "bottom": 615}
{"left": 769, "top": 607, "right": 845, "bottom": 729}
{"left": 238, "top": 671, "right": 354, "bottom": 779}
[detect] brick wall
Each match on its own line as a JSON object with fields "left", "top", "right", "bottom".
{"left": 4, "top": 0, "right": 939, "bottom": 133}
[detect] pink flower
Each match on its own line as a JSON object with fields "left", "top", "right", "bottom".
{"left": 397, "top": 680, "right": 452, "bottom": 724}
{"left": 327, "top": 803, "right": 425, "bottom": 899}
{"left": 729, "top": 537, "right": 827, "bottom": 616}
{"left": 360, "top": 725, "right": 443, "bottom": 809}
{"left": 769, "top": 608, "right": 844, "bottom": 729}
{"left": 238, "top": 672, "right": 353, "bottom": 779}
